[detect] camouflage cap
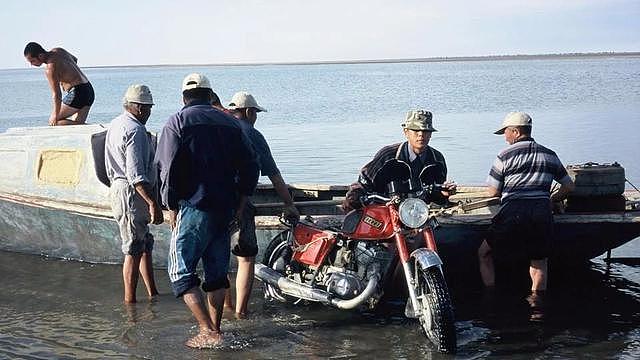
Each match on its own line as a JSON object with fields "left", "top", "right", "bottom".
{"left": 402, "top": 110, "right": 437, "bottom": 132}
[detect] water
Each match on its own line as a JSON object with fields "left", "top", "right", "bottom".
{"left": 0, "top": 244, "right": 639, "bottom": 359}
{"left": 1, "top": 57, "right": 639, "bottom": 185}
{"left": 1, "top": 57, "right": 639, "bottom": 358}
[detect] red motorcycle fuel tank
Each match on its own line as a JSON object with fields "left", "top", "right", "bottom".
{"left": 292, "top": 223, "right": 336, "bottom": 268}
{"left": 349, "top": 204, "right": 394, "bottom": 240}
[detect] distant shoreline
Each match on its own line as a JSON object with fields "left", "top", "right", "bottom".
{"left": 5, "top": 52, "right": 640, "bottom": 70}
{"left": 87, "top": 51, "right": 640, "bottom": 69}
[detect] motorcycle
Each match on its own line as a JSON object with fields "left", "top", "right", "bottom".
{"left": 254, "top": 160, "right": 457, "bottom": 353}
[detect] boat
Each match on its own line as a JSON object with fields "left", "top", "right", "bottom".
{"left": 0, "top": 124, "right": 638, "bottom": 274}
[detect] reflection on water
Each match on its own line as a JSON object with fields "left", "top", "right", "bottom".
{"left": 1, "top": 248, "right": 639, "bottom": 359}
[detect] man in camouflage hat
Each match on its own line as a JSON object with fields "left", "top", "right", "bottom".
{"left": 342, "top": 109, "right": 457, "bottom": 211}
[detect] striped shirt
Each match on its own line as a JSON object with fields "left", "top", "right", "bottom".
{"left": 487, "top": 137, "right": 572, "bottom": 203}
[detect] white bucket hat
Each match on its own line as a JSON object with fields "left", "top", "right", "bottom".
{"left": 123, "top": 84, "right": 154, "bottom": 105}
{"left": 494, "top": 111, "right": 532, "bottom": 134}
{"left": 227, "top": 91, "right": 267, "bottom": 112}
{"left": 182, "top": 73, "right": 212, "bottom": 92}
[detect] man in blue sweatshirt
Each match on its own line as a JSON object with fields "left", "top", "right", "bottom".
{"left": 155, "top": 73, "right": 259, "bottom": 348}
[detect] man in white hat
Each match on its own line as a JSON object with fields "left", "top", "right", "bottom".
{"left": 155, "top": 75, "right": 259, "bottom": 348}
{"left": 105, "top": 84, "right": 163, "bottom": 304}
{"left": 478, "top": 112, "right": 575, "bottom": 293}
{"left": 224, "top": 91, "right": 300, "bottom": 318}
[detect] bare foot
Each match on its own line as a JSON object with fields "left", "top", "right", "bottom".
{"left": 234, "top": 312, "right": 247, "bottom": 320}
{"left": 185, "top": 330, "right": 223, "bottom": 349}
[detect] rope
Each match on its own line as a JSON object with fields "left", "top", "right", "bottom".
{"left": 626, "top": 178, "right": 640, "bottom": 194}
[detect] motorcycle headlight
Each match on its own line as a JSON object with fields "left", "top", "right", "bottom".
{"left": 398, "top": 198, "right": 429, "bottom": 228}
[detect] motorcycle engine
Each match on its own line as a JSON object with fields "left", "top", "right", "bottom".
{"left": 355, "top": 242, "right": 393, "bottom": 279}
{"left": 326, "top": 271, "right": 364, "bottom": 300}
{"left": 325, "top": 243, "right": 393, "bottom": 300}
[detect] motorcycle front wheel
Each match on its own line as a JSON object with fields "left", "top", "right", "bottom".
{"left": 262, "top": 230, "right": 301, "bottom": 304}
{"left": 415, "top": 265, "right": 457, "bottom": 354}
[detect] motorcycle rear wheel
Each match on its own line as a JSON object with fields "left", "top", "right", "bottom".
{"left": 262, "top": 230, "right": 301, "bottom": 303}
{"left": 415, "top": 265, "right": 457, "bottom": 353}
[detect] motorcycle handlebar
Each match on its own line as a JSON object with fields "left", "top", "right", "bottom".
{"left": 359, "top": 183, "right": 447, "bottom": 205}
{"left": 362, "top": 194, "right": 392, "bottom": 203}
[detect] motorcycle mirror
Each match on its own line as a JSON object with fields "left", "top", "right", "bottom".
{"left": 374, "top": 159, "right": 412, "bottom": 189}
{"left": 419, "top": 164, "right": 442, "bottom": 186}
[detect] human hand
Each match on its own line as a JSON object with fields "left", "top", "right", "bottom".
{"left": 150, "top": 203, "right": 164, "bottom": 225}
{"left": 342, "top": 185, "right": 365, "bottom": 213}
{"left": 283, "top": 204, "right": 300, "bottom": 222}
{"left": 48, "top": 115, "right": 57, "bottom": 126}
{"left": 442, "top": 180, "right": 457, "bottom": 196}
{"left": 168, "top": 210, "right": 177, "bottom": 229}
{"left": 551, "top": 199, "right": 566, "bottom": 214}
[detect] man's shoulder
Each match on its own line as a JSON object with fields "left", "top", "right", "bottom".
{"left": 375, "top": 142, "right": 403, "bottom": 158}
{"left": 179, "top": 105, "right": 237, "bottom": 124}
{"left": 247, "top": 124, "right": 267, "bottom": 142}
{"left": 109, "top": 113, "right": 144, "bottom": 134}
{"left": 427, "top": 145, "right": 445, "bottom": 160}
{"left": 499, "top": 140, "right": 557, "bottom": 158}
{"left": 531, "top": 141, "right": 558, "bottom": 156}
{"left": 49, "top": 48, "right": 73, "bottom": 62}
{"left": 498, "top": 140, "right": 527, "bottom": 157}
{"left": 173, "top": 106, "right": 243, "bottom": 138}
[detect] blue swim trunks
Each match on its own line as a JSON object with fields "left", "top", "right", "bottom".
{"left": 168, "top": 201, "right": 232, "bottom": 297}
{"left": 62, "top": 82, "right": 95, "bottom": 109}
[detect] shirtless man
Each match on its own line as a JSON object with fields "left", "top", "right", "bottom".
{"left": 24, "top": 42, "right": 95, "bottom": 126}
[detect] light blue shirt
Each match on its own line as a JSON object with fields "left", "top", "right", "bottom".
{"left": 105, "top": 111, "right": 156, "bottom": 187}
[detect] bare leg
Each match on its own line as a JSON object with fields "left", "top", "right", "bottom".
{"left": 139, "top": 251, "right": 159, "bottom": 298}
{"left": 529, "top": 258, "right": 548, "bottom": 291}
{"left": 54, "top": 105, "right": 90, "bottom": 125}
{"left": 235, "top": 256, "right": 254, "bottom": 316}
{"left": 183, "top": 287, "right": 222, "bottom": 348}
{"left": 223, "top": 274, "right": 234, "bottom": 312}
{"left": 123, "top": 254, "right": 142, "bottom": 303}
{"left": 205, "top": 288, "right": 227, "bottom": 332}
{"left": 478, "top": 240, "right": 495, "bottom": 287}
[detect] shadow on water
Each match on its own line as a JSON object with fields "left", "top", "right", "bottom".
{"left": 0, "top": 250, "right": 639, "bottom": 359}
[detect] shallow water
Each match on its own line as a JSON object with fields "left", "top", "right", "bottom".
{"left": 0, "top": 239, "right": 638, "bottom": 359}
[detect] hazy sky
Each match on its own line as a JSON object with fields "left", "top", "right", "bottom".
{"left": 2, "top": 0, "right": 638, "bottom": 69}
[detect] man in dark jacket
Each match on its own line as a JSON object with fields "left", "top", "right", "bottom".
{"left": 343, "top": 110, "right": 457, "bottom": 211}
{"left": 155, "top": 73, "right": 259, "bottom": 348}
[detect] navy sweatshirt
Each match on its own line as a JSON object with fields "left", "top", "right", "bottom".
{"left": 155, "top": 100, "right": 259, "bottom": 217}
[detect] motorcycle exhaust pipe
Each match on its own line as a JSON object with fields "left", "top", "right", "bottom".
{"left": 255, "top": 263, "right": 334, "bottom": 304}
{"left": 330, "top": 274, "right": 379, "bottom": 310}
{"left": 255, "top": 263, "right": 379, "bottom": 310}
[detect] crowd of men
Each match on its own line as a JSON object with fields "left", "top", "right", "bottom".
{"left": 25, "top": 42, "right": 575, "bottom": 349}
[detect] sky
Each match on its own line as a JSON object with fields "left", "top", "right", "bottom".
{"left": 2, "top": 0, "right": 638, "bottom": 69}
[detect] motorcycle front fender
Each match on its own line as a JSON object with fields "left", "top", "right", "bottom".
{"left": 410, "top": 247, "right": 443, "bottom": 270}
